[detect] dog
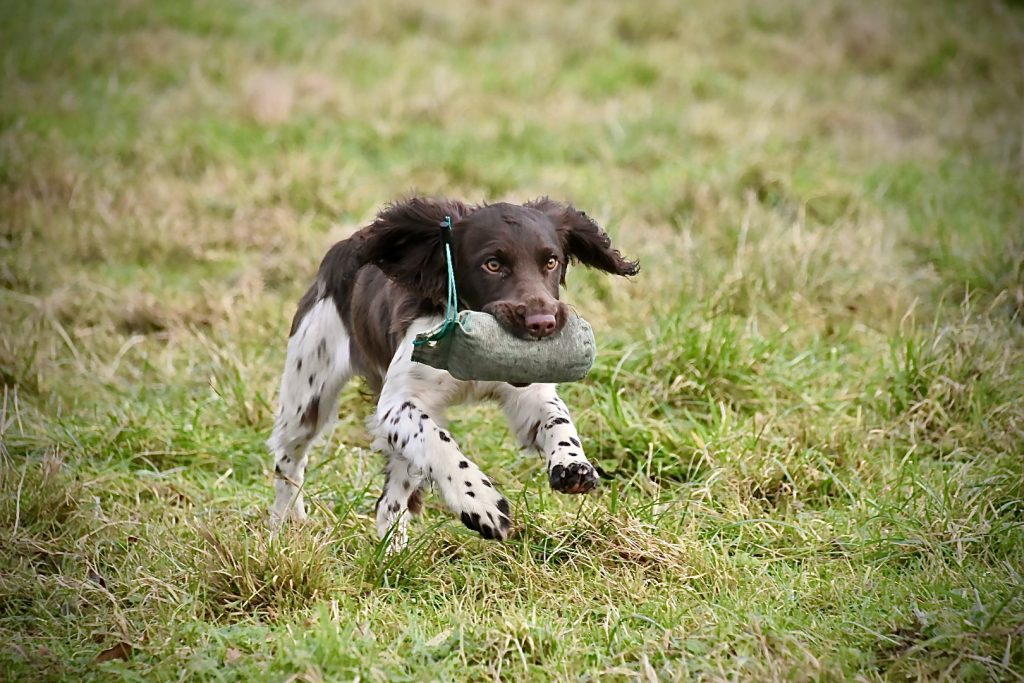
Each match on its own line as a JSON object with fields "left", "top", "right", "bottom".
{"left": 267, "top": 197, "right": 638, "bottom": 549}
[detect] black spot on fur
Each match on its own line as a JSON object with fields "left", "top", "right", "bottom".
{"left": 296, "top": 359, "right": 302, "bottom": 371}
{"left": 460, "top": 511, "right": 497, "bottom": 539}
{"left": 527, "top": 420, "right": 541, "bottom": 445}
{"left": 550, "top": 417, "right": 569, "bottom": 426}
{"left": 497, "top": 498, "right": 510, "bottom": 516}
{"left": 467, "top": 491, "right": 476, "bottom": 498}
{"left": 408, "top": 489, "right": 423, "bottom": 514}
{"left": 301, "top": 394, "right": 320, "bottom": 429}
{"left": 481, "top": 479, "right": 492, "bottom": 488}
{"left": 389, "top": 501, "right": 400, "bottom": 513}
{"left": 420, "top": 413, "right": 429, "bottom": 421}
{"left": 274, "top": 465, "right": 282, "bottom": 475}
{"left": 570, "top": 437, "right": 580, "bottom": 447}
{"left": 401, "top": 401, "right": 415, "bottom": 411}
{"left": 461, "top": 511, "right": 480, "bottom": 530}
{"left": 308, "top": 374, "right": 314, "bottom": 387}
{"left": 403, "top": 481, "right": 410, "bottom": 491}
{"left": 438, "top": 431, "right": 451, "bottom": 443}
{"left": 465, "top": 481, "right": 472, "bottom": 487}
{"left": 459, "top": 461, "right": 469, "bottom": 469}
{"left": 558, "top": 441, "right": 570, "bottom": 447}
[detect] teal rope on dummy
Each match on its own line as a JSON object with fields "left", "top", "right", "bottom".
{"left": 412, "top": 215, "right": 458, "bottom": 346}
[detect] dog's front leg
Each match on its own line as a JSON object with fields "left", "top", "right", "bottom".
{"left": 371, "top": 396, "right": 513, "bottom": 547}
{"left": 372, "top": 336, "right": 514, "bottom": 549}
{"left": 499, "top": 383, "right": 599, "bottom": 494}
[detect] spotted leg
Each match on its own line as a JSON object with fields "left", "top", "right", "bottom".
{"left": 499, "top": 383, "right": 599, "bottom": 494}
{"left": 371, "top": 331, "right": 513, "bottom": 548}
{"left": 374, "top": 453, "right": 426, "bottom": 552}
{"left": 267, "top": 298, "right": 353, "bottom": 528}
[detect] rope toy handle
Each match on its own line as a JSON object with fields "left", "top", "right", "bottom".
{"left": 412, "top": 215, "right": 458, "bottom": 346}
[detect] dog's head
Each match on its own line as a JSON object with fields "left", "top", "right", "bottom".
{"left": 353, "top": 197, "right": 638, "bottom": 339}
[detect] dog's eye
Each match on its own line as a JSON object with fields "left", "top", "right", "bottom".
{"left": 483, "top": 258, "right": 502, "bottom": 273}
{"left": 546, "top": 256, "right": 559, "bottom": 271}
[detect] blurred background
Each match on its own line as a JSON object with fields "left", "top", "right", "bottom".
{"left": 1, "top": 0, "right": 1023, "bottom": 679}
{"left": 3, "top": 0, "right": 1020, "bottom": 330}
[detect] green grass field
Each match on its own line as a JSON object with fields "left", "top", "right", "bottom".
{"left": 2, "top": 0, "right": 1023, "bottom": 679}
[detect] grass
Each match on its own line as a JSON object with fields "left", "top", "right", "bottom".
{"left": 2, "top": 0, "right": 1023, "bottom": 679}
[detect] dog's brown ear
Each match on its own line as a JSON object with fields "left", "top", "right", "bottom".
{"left": 347, "top": 197, "right": 476, "bottom": 304}
{"left": 526, "top": 197, "right": 639, "bottom": 280}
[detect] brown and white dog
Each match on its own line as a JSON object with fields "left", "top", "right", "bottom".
{"left": 268, "top": 197, "right": 638, "bottom": 549}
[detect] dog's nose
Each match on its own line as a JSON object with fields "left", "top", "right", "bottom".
{"left": 525, "top": 313, "right": 557, "bottom": 338}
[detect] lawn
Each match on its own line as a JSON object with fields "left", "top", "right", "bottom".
{"left": 2, "top": 0, "right": 1023, "bottom": 680}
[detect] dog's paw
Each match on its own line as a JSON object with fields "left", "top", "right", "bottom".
{"left": 458, "top": 495, "right": 513, "bottom": 541}
{"left": 549, "top": 462, "right": 599, "bottom": 494}
{"left": 269, "top": 494, "right": 307, "bottom": 531}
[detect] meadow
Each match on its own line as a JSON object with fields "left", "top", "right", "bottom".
{"left": 2, "top": 0, "right": 1023, "bottom": 679}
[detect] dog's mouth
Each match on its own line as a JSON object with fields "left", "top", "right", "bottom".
{"left": 482, "top": 300, "right": 569, "bottom": 341}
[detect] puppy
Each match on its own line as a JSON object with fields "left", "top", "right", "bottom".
{"left": 268, "top": 198, "right": 637, "bottom": 549}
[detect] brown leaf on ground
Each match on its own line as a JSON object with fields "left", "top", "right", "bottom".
{"left": 94, "top": 642, "right": 133, "bottom": 663}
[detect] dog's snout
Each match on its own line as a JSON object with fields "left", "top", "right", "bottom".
{"left": 525, "top": 313, "right": 557, "bottom": 338}
{"left": 483, "top": 299, "right": 568, "bottom": 341}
